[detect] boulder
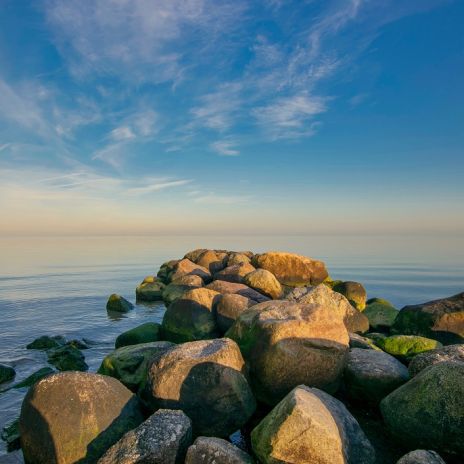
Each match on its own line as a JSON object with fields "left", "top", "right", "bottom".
{"left": 98, "top": 341, "right": 174, "bottom": 392}
{"left": 243, "top": 269, "right": 282, "bottom": 299}
{"left": 344, "top": 348, "right": 409, "bottom": 405}
{"left": 332, "top": 281, "right": 367, "bottom": 310}
{"left": 196, "top": 250, "right": 227, "bottom": 274}
{"left": 213, "top": 263, "right": 256, "bottom": 284}
{"left": 392, "top": 292, "right": 464, "bottom": 344}
{"left": 251, "top": 385, "right": 375, "bottom": 464}
{"left": 135, "top": 281, "right": 165, "bottom": 302}
{"left": 142, "top": 275, "right": 156, "bottom": 283}
{"left": 19, "top": 372, "right": 143, "bottom": 464}
{"left": 26, "top": 335, "right": 67, "bottom": 350}
{"left": 115, "top": 322, "right": 162, "bottom": 348}
{"left": 396, "top": 450, "right": 446, "bottom": 464}
{"left": 206, "top": 280, "right": 269, "bottom": 303}
{"left": 185, "top": 437, "right": 253, "bottom": 464}
{"left": 162, "top": 288, "right": 221, "bottom": 343}
{"left": 1, "top": 419, "right": 20, "bottom": 452}
{"left": 216, "top": 293, "right": 256, "bottom": 333}
{"left": 376, "top": 335, "right": 442, "bottom": 360}
{"left": 227, "top": 252, "right": 252, "bottom": 266}
{"left": 107, "top": 294, "right": 134, "bottom": 312}
{"left": 349, "top": 333, "right": 381, "bottom": 350}
{"left": 380, "top": 361, "right": 464, "bottom": 456}
{"left": 364, "top": 300, "right": 398, "bottom": 331}
{"left": 0, "top": 364, "right": 15, "bottom": 384}
{"left": 97, "top": 409, "right": 192, "bottom": 464}
{"left": 226, "top": 300, "right": 349, "bottom": 405}
{"left": 47, "top": 345, "right": 88, "bottom": 371}
{"left": 184, "top": 249, "right": 209, "bottom": 263}
{"left": 144, "top": 338, "right": 256, "bottom": 437}
{"left": 157, "top": 260, "right": 180, "bottom": 283}
{"left": 162, "top": 281, "right": 201, "bottom": 306}
{"left": 12, "top": 367, "right": 55, "bottom": 389}
{"left": 172, "top": 274, "right": 204, "bottom": 287}
{"left": 168, "top": 259, "right": 211, "bottom": 284}
{"left": 252, "top": 251, "right": 328, "bottom": 286}
{"left": 408, "top": 343, "right": 464, "bottom": 376}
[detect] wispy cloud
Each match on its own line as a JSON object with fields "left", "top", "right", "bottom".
{"left": 193, "top": 193, "right": 251, "bottom": 205}
{"left": 210, "top": 140, "right": 240, "bottom": 156}
{"left": 126, "top": 179, "right": 193, "bottom": 195}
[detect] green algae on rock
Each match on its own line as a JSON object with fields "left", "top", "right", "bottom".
{"left": 135, "top": 280, "right": 166, "bottom": 302}
{"left": 115, "top": 322, "right": 162, "bottom": 348}
{"left": 375, "top": 335, "right": 442, "bottom": 360}
{"left": 364, "top": 300, "right": 398, "bottom": 331}
{"left": 0, "top": 364, "right": 16, "bottom": 384}
{"left": 332, "top": 280, "right": 367, "bottom": 310}
{"left": 26, "top": 335, "right": 67, "bottom": 350}
{"left": 106, "top": 293, "right": 134, "bottom": 312}
{"left": 47, "top": 344, "right": 88, "bottom": 371}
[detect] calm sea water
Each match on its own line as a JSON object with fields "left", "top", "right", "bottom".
{"left": 1, "top": 235, "right": 463, "bottom": 457}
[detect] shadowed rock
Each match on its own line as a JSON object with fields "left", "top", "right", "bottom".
{"left": 213, "top": 263, "right": 256, "bottom": 284}
{"left": 206, "top": 280, "right": 269, "bottom": 303}
{"left": 115, "top": 322, "right": 162, "bottom": 348}
{"left": 107, "top": 294, "right": 134, "bottom": 312}
{"left": 396, "top": 450, "right": 446, "bottom": 464}
{"left": 332, "top": 281, "right": 367, "bottom": 310}
{"left": 185, "top": 437, "right": 254, "bottom": 464}
{"left": 216, "top": 293, "right": 257, "bottom": 333}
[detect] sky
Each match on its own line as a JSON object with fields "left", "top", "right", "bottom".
{"left": 0, "top": 0, "right": 463, "bottom": 236}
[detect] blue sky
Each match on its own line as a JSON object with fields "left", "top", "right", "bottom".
{"left": 0, "top": 0, "right": 463, "bottom": 235}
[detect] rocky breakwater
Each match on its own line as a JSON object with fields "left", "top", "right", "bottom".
{"left": 7, "top": 248, "right": 464, "bottom": 464}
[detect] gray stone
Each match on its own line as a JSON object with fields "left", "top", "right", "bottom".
{"left": 185, "top": 437, "right": 254, "bottom": 464}
{"left": 408, "top": 343, "right": 464, "bottom": 376}
{"left": 396, "top": 450, "right": 446, "bottom": 464}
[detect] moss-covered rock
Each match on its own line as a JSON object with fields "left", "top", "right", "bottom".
{"left": 115, "top": 322, "right": 162, "bottom": 349}
{"left": 135, "top": 281, "right": 165, "bottom": 302}
{"left": 349, "top": 333, "right": 382, "bottom": 351}
{"left": 47, "top": 345, "right": 88, "bottom": 371}
{"left": 12, "top": 367, "right": 55, "bottom": 389}
{"left": 332, "top": 281, "right": 367, "bottom": 310}
{"left": 1, "top": 418, "right": 20, "bottom": 451}
{"left": 98, "top": 341, "right": 174, "bottom": 392}
{"left": 380, "top": 361, "right": 464, "bottom": 456}
{"left": 26, "top": 335, "right": 66, "bottom": 350}
{"left": 364, "top": 300, "right": 398, "bottom": 331}
{"left": 106, "top": 294, "right": 134, "bottom": 312}
{"left": 0, "top": 363, "right": 16, "bottom": 384}
{"left": 408, "top": 344, "right": 464, "bottom": 377}
{"left": 375, "top": 335, "right": 442, "bottom": 360}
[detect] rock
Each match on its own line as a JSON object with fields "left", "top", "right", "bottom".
{"left": 0, "top": 364, "right": 15, "bottom": 384}
{"left": 196, "top": 250, "right": 227, "bottom": 274}
{"left": 252, "top": 251, "right": 328, "bottom": 286}
{"left": 380, "top": 361, "right": 464, "bottom": 456}
{"left": 286, "top": 284, "right": 369, "bottom": 334}
{"left": 98, "top": 341, "right": 174, "bottom": 392}
{"left": 169, "top": 259, "right": 211, "bottom": 284}
{"left": 408, "top": 344, "right": 464, "bottom": 376}
{"left": 142, "top": 275, "right": 156, "bottom": 283}
{"left": 392, "top": 292, "right": 464, "bottom": 344}
{"left": 184, "top": 249, "right": 209, "bottom": 263}
{"left": 157, "top": 260, "right": 180, "bottom": 283}
{"left": 349, "top": 333, "right": 381, "bottom": 350}
{"left": 364, "top": 300, "right": 398, "bottom": 331}
{"left": 243, "top": 269, "right": 282, "bottom": 299}
{"left": 1, "top": 419, "right": 20, "bottom": 451}
{"left": 226, "top": 300, "right": 349, "bottom": 405}
{"left": 67, "top": 339, "right": 89, "bottom": 350}
{"left": 47, "top": 345, "right": 88, "bottom": 371}
{"left": 333, "top": 281, "right": 367, "bottom": 310}
{"left": 26, "top": 335, "right": 66, "bottom": 350}
{"left": 97, "top": 409, "right": 192, "bottom": 464}
{"left": 20, "top": 371, "right": 144, "bottom": 464}
{"left": 251, "top": 385, "right": 375, "bottom": 464}
{"left": 185, "top": 437, "right": 254, "bottom": 464}
{"left": 135, "top": 281, "right": 165, "bottom": 302}
{"left": 172, "top": 274, "right": 204, "bottom": 286}
{"left": 162, "top": 288, "right": 221, "bottom": 343}
{"left": 344, "top": 348, "right": 409, "bottom": 405}
{"left": 206, "top": 280, "right": 270, "bottom": 303}
{"left": 213, "top": 263, "right": 256, "bottom": 284}
{"left": 162, "top": 281, "right": 201, "bottom": 306}
{"left": 12, "top": 367, "right": 55, "bottom": 389}
{"left": 115, "top": 322, "right": 162, "bottom": 348}
{"left": 227, "top": 252, "right": 252, "bottom": 266}
{"left": 396, "top": 450, "right": 446, "bottom": 464}
{"left": 216, "top": 293, "right": 256, "bottom": 333}
{"left": 107, "top": 294, "right": 134, "bottom": 312}
{"left": 144, "top": 338, "right": 256, "bottom": 437}
{"left": 376, "top": 335, "right": 442, "bottom": 360}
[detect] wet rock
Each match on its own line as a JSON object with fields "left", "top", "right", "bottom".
{"left": 0, "top": 364, "right": 16, "bottom": 384}
{"left": 20, "top": 371, "right": 144, "bottom": 464}
{"left": 26, "top": 335, "right": 66, "bottom": 350}
{"left": 205, "top": 280, "right": 269, "bottom": 303}
{"left": 243, "top": 269, "right": 282, "bottom": 299}
{"left": 185, "top": 437, "right": 254, "bottom": 464}
{"left": 396, "top": 450, "right": 446, "bottom": 464}
{"left": 333, "top": 281, "right": 367, "bottom": 310}
{"left": 12, "top": 367, "right": 55, "bottom": 389}
{"left": 47, "top": 344, "right": 88, "bottom": 371}
{"left": 213, "top": 263, "right": 256, "bottom": 284}
{"left": 97, "top": 409, "right": 192, "bottom": 464}
{"left": 364, "top": 298, "right": 398, "bottom": 331}
{"left": 375, "top": 335, "right": 442, "bottom": 360}
{"left": 135, "top": 280, "right": 166, "bottom": 302}
{"left": 115, "top": 322, "right": 162, "bottom": 348}
{"left": 216, "top": 293, "right": 256, "bottom": 333}
{"left": 107, "top": 294, "right": 134, "bottom": 312}
{"left": 408, "top": 343, "right": 464, "bottom": 376}
{"left": 1, "top": 418, "right": 20, "bottom": 451}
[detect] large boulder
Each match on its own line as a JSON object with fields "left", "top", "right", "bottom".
{"left": 396, "top": 450, "right": 446, "bottom": 464}
{"left": 162, "top": 288, "right": 221, "bottom": 342}
{"left": 0, "top": 364, "right": 15, "bottom": 384}
{"left": 380, "top": 361, "right": 464, "bottom": 456}
{"left": 251, "top": 385, "right": 375, "bottom": 464}
{"left": 376, "top": 335, "right": 442, "bottom": 360}
{"left": 157, "top": 260, "right": 180, "bottom": 283}
{"left": 364, "top": 299, "right": 398, "bottom": 331}
{"left": 213, "top": 263, "right": 256, "bottom": 284}
{"left": 135, "top": 281, "right": 165, "bottom": 302}
{"left": 98, "top": 341, "right": 174, "bottom": 392}
{"left": 408, "top": 343, "right": 464, "bottom": 377}
{"left": 216, "top": 293, "right": 257, "bottom": 333}
{"left": 97, "top": 409, "right": 192, "bottom": 464}
{"left": 196, "top": 250, "right": 227, "bottom": 274}
{"left": 162, "top": 280, "right": 202, "bottom": 306}
{"left": 115, "top": 322, "right": 162, "bottom": 348}
{"left": 206, "top": 280, "right": 269, "bottom": 303}
{"left": 392, "top": 292, "right": 464, "bottom": 344}
{"left": 227, "top": 252, "right": 252, "bottom": 266}
{"left": 344, "top": 348, "right": 409, "bottom": 405}
{"left": 226, "top": 300, "right": 349, "bottom": 405}
{"left": 107, "top": 294, "right": 134, "bottom": 312}
{"left": 184, "top": 249, "right": 209, "bottom": 263}
{"left": 168, "top": 259, "right": 211, "bottom": 284}
{"left": 19, "top": 372, "right": 143, "bottom": 464}
{"left": 185, "top": 437, "right": 253, "bottom": 464}
{"left": 144, "top": 338, "right": 256, "bottom": 437}
{"left": 252, "top": 251, "right": 328, "bottom": 286}
{"left": 332, "top": 281, "right": 367, "bottom": 310}
{"left": 243, "top": 269, "right": 282, "bottom": 299}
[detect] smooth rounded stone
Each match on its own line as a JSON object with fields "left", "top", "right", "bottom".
{"left": 20, "top": 372, "right": 144, "bottom": 464}
{"left": 243, "top": 269, "right": 282, "bottom": 299}
{"left": 145, "top": 338, "right": 256, "bottom": 437}
{"left": 98, "top": 341, "right": 175, "bottom": 392}
{"left": 185, "top": 437, "right": 254, "bottom": 464}
{"left": 135, "top": 281, "right": 165, "bottom": 302}
{"left": 396, "top": 450, "right": 446, "bottom": 464}
{"left": 392, "top": 292, "right": 464, "bottom": 344}
{"left": 172, "top": 274, "right": 204, "bottom": 287}
{"left": 184, "top": 249, "right": 209, "bottom": 263}
{"left": 252, "top": 251, "right": 328, "bottom": 286}
{"left": 162, "top": 288, "right": 221, "bottom": 343}
{"left": 227, "top": 252, "right": 252, "bottom": 266}
{"left": 380, "top": 361, "right": 464, "bottom": 456}
{"left": 286, "top": 284, "right": 369, "bottom": 334}
{"left": 408, "top": 343, "right": 464, "bottom": 376}
{"left": 47, "top": 345, "right": 88, "bottom": 371}
{"left": 26, "top": 335, "right": 66, "bottom": 350}
{"left": 344, "top": 348, "right": 409, "bottom": 404}
{"left": 1, "top": 418, "right": 20, "bottom": 451}
{"left": 349, "top": 333, "right": 381, "bottom": 350}
{"left": 168, "top": 259, "right": 212, "bottom": 284}
{"left": 115, "top": 322, "right": 162, "bottom": 348}
{"left": 12, "top": 367, "right": 55, "bottom": 389}
{"left": 251, "top": 385, "right": 375, "bottom": 464}
{"left": 97, "top": 409, "right": 192, "bottom": 464}
{"left": 226, "top": 300, "right": 349, "bottom": 405}
{"left": 376, "top": 335, "right": 442, "bottom": 360}
{"left": 332, "top": 281, "right": 367, "bottom": 310}
{"left": 213, "top": 263, "right": 256, "bottom": 284}
{"left": 0, "top": 364, "right": 16, "bottom": 384}
{"left": 364, "top": 300, "right": 398, "bottom": 331}
{"left": 142, "top": 275, "right": 156, "bottom": 283}
{"left": 107, "top": 293, "right": 134, "bottom": 312}
{"left": 205, "top": 280, "right": 270, "bottom": 303}
{"left": 162, "top": 281, "right": 201, "bottom": 306}
{"left": 216, "top": 293, "right": 256, "bottom": 333}
{"left": 196, "top": 250, "right": 227, "bottom": 274}
{"left": 157, "top": 260, "right": 180, "bottom": 283}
